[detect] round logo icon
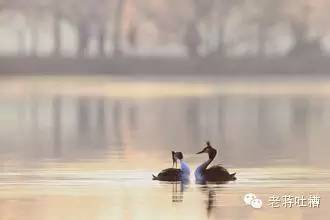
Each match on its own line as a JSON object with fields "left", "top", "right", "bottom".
{"left": 243, "top": 193, "right": 263, "bottom": 209}
{"left": 251, "top": 198, "right": 263, "bottom": 209}
{"left": 244, "top": 193, "right": 257, "bottom": 205}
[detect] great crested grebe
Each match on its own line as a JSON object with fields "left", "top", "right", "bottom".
{"left": 153, "top": 151, "right": 190, "bottom": 182}
{"left": 195, "top": 142, "right": 236, "bottom": 183}
{"left": 172, "top": 151, "right": 178, "bottom": 168}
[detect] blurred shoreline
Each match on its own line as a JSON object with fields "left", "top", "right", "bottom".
{"left": 1, "top": 55, "right": 330, "bottom": 76}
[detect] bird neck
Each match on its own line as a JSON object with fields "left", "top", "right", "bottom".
{"left": 199, "top": 156, "right": 214, "bottom": 171}
{"left": 179, "top": 159, "right": 188, "bottom": 168}
{"left": 208, "top": 149, "right": 217, "bottom": 160}
{"left": 179, "top": 160, "right": 191, "bottom": 176}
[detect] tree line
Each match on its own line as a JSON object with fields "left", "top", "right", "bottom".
{"left": 0, "top": 0, "right": 327, "bottom": 58}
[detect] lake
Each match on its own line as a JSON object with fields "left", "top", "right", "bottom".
{"left": 0, "top": 75, "right": 329, "bottom": 220}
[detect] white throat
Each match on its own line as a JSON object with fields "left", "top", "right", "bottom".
{"left": 179, "top": 160, "right": 191, "bottom": 180}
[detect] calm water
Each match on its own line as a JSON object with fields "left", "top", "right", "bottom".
{"left": 0, "top": 75, "right": 330, "bottom": 220}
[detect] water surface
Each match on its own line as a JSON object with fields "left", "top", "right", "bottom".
{"left": 0, "top": 75, "right": 329, "bottom": 220}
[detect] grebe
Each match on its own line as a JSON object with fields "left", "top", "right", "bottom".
{"left": 195, "top": 142, "right": 236, "bottom": 183}
{"left": 153, "top": 151, "right": 190, "bottom": 182}
{"left": 172, "top": 151, "right": 177, "bottom": 168}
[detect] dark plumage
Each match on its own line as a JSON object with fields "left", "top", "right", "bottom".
{"left": 203, "top": 165, "right": 236, "bottom": 182}
{"left": 152, "top": 168, "right": 182, "bottom": 181}
{"left": 152, "top": 151, "right": 185, "bottom": 182}
{"left": 195, "top": 142, "right": 236, "bottom": 182}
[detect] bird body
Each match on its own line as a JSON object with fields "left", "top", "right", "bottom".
{"left": 195, "top": 142, "right": 236, "bottom": 183}
{"left": 200, "top": 165, "right": 236, "bottom": 182}
{"left": 152, "top": 168, "right": 181, "bottom": 181}
{"left": 153, "top": 151, "right": 190, "bottom": 182}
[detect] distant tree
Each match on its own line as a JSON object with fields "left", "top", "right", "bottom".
{"left": 288, "top": 2, "right": 322, "bottom": 57}
{"left": 183, "top": 21, "right": 201, "bottom": 58}
{"left": 137, "top": 0, "right": 192, "bottom": 38}
{"left": 136, "top": 0, "right": 195, "bottom": 55}
{"left": 51, "top": 0, "right": 62, "bottom": 56}
{"left": 127, "top": 22, "right": 138, "bottom": 49}
{"left": 208, "top": 0, "right": 242, "bottom": 56}
{"left": 184, "top": 0, "right": 213, "bottom": 57}
{"left": 248, "top": 0, "right": 286, "bottom": 56}
{"left": 20, "top": 0, "right": 50, "bottom": 56}
{"left": 241, "top": 0, "right": 322, "bottom": 57}
{"left": 90, "top": 0, "right": 110, "bottom": 57}
{"left": 186, "top": 0, "right": 246, "bottom": 57}
{"left": 55, "top": 0, "right": 113, "bottom": 57}
{"left": 113, "top": 0, "right": 126, "bottom": 57}
{"left": 67, "top": 0, "right": 93, "bottom": 57}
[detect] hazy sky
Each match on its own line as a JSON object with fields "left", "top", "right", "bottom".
{"left": 0, "top": 0, "right": 330, "bottom": 56}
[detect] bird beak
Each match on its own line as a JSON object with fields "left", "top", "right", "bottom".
{"left": 172, "top": 152, "right": 178, "bottom": 160}
{"left": 197, "top": 149, "right": 205, "bottom": 154}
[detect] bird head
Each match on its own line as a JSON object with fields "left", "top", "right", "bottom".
{"left": 197, "top": 142, "right": 217, "bottom": 159}
{"left": 173, "top": 151, "right": 183, "bottom": 160}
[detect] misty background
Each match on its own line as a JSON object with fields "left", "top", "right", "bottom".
{"left": 0, "top": 2, "right": 330, "bottom": 220}
{"left": 0, "top": 0, "right": 329, "bottom": 75}
{"left": 0, "top": 0, "right": 329, "bottom": 167}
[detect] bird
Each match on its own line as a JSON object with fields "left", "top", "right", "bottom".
{"left": 195, "top": 141, "right": 236, "bottom": 183}
{"left": 172, "top": 151, "right": 177, "bottom": 168}
{"left": 153, "top": 151, "right": 190, "bottom": 182}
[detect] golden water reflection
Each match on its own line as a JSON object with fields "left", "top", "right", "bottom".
{"left": 1, "top": 76, "right": 330, "bottom": 219}
{"left": 0, "top": 166, "right": 330, "bottom": 220}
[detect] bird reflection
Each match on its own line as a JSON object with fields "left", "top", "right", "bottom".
{"left": 199, "top": 185, "right": 221, "bottom": 218}
{"left": 171, "top": 181, "right": 189, "bottom": 203}
{"left": 207, "top": 189, "right": 216, "bottom": 218}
